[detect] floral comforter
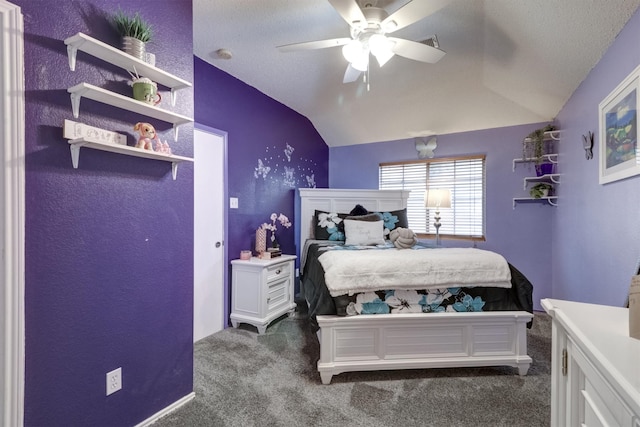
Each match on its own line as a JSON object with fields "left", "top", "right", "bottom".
{"left": 301, "top": 242, "right": 534, "bottom": 331}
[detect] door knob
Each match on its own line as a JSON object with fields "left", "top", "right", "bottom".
{"left": 215, "top": 241, "right": 221, "bottom": 248}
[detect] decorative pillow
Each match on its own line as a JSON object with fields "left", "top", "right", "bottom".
{"left": 349, "top": 204, "right": 369, "bottom": 216}
{"left": 389, "top": 227, "right": 417, "bottom": 249}
{"left": 345, "top": 213, "right": 382, "bottom": 222}
{"left": 372, "top": 208, "right": 409, "bottom": 238}
{"left": 344, "top": 219, "right": 386, "bottom": 246}
{"left": 314, "top": 210, "right": 347, "bottom": 241}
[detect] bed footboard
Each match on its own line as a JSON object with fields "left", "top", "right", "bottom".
{"left": 316, "top": 311, "right": 533, "bottom": 384}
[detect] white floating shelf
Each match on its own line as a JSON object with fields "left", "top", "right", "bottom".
{"left": 513, "top": 197, "right": 558, "bottom": 209}
{"left": 512, "top": 154, "right": 558, "bottom": 171}
{"left": 64, "top": 32, "right": 192, "bottom": 106}
{"left": 68, "top": 137, "right": 193, "bottom": 180}
{"left": 523, "top": 174, "right": 560, "bottom": 189}
{"left": 522, "top": 130, "right": 562, "bottom": 143}
{"left": 68, "top": 83, "right": 193, "bottom": 141}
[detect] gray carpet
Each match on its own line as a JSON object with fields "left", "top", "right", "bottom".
{"left": 153, "top": 312, "right": 551, "bottom": 427}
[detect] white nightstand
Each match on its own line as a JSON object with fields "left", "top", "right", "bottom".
{"left": 230, "top": 254, "right": 297, "bottom": 334}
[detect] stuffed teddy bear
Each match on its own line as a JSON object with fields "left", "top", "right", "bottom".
{"left": 133, "top": 122, "right": 159, "bottom": 151}
{"left": 389, "top": 227, "right": 417, "bottom": 249}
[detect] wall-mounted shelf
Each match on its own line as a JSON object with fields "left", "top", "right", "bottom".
{"left": 522, "top": 130, "right": 561, "bottom": 143}
{"left": 512, "top": 154, "right": 558, "bottom": 171}
{"left": 513, "top": 128, "right": 561, "bottom": 207}
{"left": 513, "top": 197, "right": 558, "bottom": 209}
{"left": 523, "top": 174, "right": 560, "bottom": 190}
{"left": 67, "top": 83, "right": 193, "bottom": 141}
{"left": 64, "top": 32, "right": 192, "bottom": 106}
{"left": 68, "top": 137, "right": 193, "bottom": 180}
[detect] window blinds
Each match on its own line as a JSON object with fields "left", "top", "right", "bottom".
{"left": 379, "top": 156, "right": 485, "bottom": 239}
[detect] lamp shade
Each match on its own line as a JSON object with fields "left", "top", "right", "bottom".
{"left": 424, "top": 189, "right": 452, "bottom": 208}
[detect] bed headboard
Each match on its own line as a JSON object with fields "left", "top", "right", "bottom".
{"left": 297, "top": 188, "right": 410, "bottom": 250}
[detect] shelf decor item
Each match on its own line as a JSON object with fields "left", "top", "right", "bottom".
{"left": 599, "top": 63, "right": 640, "bottom": 184}
{"left": 255, "top": 228, "right": 267, "bottom": 254}
{"left": 522, "top": 124, "right": 555, "bottom": 164}
{"left": 534, "top": 162, "right": 554, "bottom": 177}
{"left": 111, "top": 10, "right": 153, "bottom": 60}
{"left": 529, "top": 182, "right": 552, "bottom": 199}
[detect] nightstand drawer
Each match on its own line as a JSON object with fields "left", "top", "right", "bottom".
{"left": 266, "top": 261, "right": 291, "bottom": 283}
{"left": 267, "top": 277, "right": 288, "bottom": 312}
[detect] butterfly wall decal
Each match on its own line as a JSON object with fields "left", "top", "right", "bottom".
{"left": 582, "top": 131, "right": 594, "bottom": 160}
{"left": 415, "top": 136, "right": 437, "bottom": 159}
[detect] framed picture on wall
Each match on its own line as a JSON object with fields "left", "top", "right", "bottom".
{"left": 599, "top": 64, "right": 640, "bottom": 184}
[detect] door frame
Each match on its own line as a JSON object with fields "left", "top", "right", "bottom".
{"left": 1, "top": 1, "right": 25, "bottom": 426}
{"left": 193, "top": 124, "right": 229, "bottom": 335}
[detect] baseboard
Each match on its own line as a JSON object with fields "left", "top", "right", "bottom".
{"left": 135, "top": 392, "right": 195, "bottom": 426}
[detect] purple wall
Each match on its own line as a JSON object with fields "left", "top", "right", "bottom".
{"left": 18, "top": 1, "right": 194, "bottom": 425}
{"left": 330, "top": 124, "right": 555, "bottom": 311}
{"left": 553, "top": 8, "right": 640, "bottom": 306}
{"left": 193, "top": 58, "right": 329, "bottom": 321}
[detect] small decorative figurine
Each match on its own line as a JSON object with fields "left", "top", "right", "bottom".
{"left": 133, "top": 122, "right": 159, "bottom": 151}
{"left": 154, "top": 138, "right": 172, "bottom": 155}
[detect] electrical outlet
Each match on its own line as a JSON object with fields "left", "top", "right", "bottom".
{"left": 106, "top": 367, "right": 122, "bottom": 396}
{"left": 230, "top": 197, "right": 239, "bottom": 209}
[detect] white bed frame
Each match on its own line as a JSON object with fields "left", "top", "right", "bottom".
{"left": 298, "top": 188, "right": 533, "bottom": 384}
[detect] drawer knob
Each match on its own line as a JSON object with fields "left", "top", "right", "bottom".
{"left": 275, "top": 269, "right": 281, "bottom": 275}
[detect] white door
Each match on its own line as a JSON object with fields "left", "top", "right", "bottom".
{"left": 193, "top": 128, "right": 225, "bottom": 342}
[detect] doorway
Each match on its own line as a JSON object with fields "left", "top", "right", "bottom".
{"left": 193, "top": 127, "right": 226, "bottom": 342}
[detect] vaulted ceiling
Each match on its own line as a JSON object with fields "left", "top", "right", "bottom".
{"left": 194, "top": 0, "right": 640, "bottom": 147}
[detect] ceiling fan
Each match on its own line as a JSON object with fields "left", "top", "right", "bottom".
{"left": 277, "top": 0, "right": 448, "bottom": 84}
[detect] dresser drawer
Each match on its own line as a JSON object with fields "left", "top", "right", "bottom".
{"left": 266, "top": 261, "right": 291, "bottom": 283}
{"left": 570, "top": 339, "right": 636, "bottom": 427}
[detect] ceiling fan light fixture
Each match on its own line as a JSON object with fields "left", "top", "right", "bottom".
{"left": 351, "top": 54, "right": 369, "bottom": 71}
{"left": 369, "top": 34, "right": 395, "bottom": 67}
{"left": 342, "top": 39, "right": 364, "bottom": 63}
{"left": 373, "top": 48, "right": 394, "bottom": 67}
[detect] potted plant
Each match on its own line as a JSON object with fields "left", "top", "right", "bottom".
{"left": 522, "top": 124, "right": 555, "bottom": 170}
{"left": 111, "top": 10, "right": 153, "bottom": 60}
{"left": 529, "top": 182, "right": 553, "bottom": 199}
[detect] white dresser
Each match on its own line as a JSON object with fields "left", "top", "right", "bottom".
{"left": 542, "top": 299, "right": 640, "bottom": 427}
{"left": 230, "top": 255, "right": 296, "bottom": 334}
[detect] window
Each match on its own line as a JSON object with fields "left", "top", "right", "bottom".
{"left": 379, "top": 155, "right": 485, "bottom": 240}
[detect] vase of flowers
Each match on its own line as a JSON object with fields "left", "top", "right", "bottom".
{"left": 258, "top": 212, "right": 292, "bottom": 249}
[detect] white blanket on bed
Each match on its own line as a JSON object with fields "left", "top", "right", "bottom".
{"left": 318, "top": 247, "right": 512, "bottom": 297}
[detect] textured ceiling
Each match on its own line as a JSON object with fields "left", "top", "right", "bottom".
{"left": 193, "top": 0, "right": 640, "bottom": 147}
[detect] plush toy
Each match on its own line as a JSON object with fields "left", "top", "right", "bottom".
{"left": 133, "top": 122, "right": 159, "bottom": 151}
{"left": 389, "top": 227, "right": 417, "bottom": 249}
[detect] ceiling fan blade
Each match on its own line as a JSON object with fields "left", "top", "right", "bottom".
{"left": 277, "top": 37, "right": 351, "bottom": 52}
{"left": 388, "top": 37, "right": 445, "bottom": 63}
{"left": 328, "top": 0, "right": 367, "bottom": 29}
{"left": 382, "top": 0, "right": 451, "bottom": 33}
{"left": 343, "top": 63, "right": 362, "bottom": 83}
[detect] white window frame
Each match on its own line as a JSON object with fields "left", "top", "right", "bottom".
{"left": 379, "top": 155, "right": 486, "bottom": 241}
